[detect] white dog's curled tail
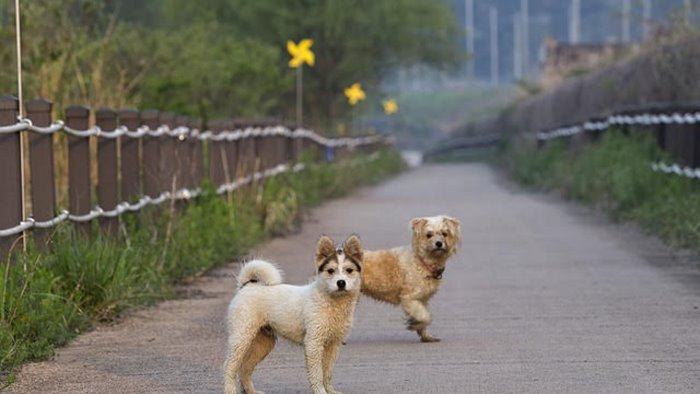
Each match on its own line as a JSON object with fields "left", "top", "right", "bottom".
{"left": 236, "top": 259, "right": 283, "bottom": 289}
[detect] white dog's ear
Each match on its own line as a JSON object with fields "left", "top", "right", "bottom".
{"left": 316, "top": 235, "right": 336, "bottom": 266}
{"left": 410, "top": 217, "right": 427, "bottom": 233}
{"left": 342, "top": 234, "right": 363, "bottom": 263}
{"left": 442, "top": 216, "right": 462, "bottom": 248}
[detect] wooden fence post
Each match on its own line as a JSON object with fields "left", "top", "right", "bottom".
{"left": 225, "top": 119, "right": 238, "bottom": 184}
{"left": 253, "top": 125, "right": 264, "bottom": 171}
{"left": 275, "top": 131, "right": 286, "bottom": 166}
{"left": 287, "top": 125, "right": 298, "bottom": 163}
{"left": 693, "top": 122, "right": 700, "bottom": 168}
{"left": 175, "top": 115, "right": 191, "bottom": 191}
{"left": 141, "top": 109, "right": 161, "bottom": 198}
{"left": 656, "top": 123, "right": 666, "bottom": 151}
{"left": 189, "top": 118, "right": 203, "bottom": 189}
{"left": 159, "top": 112, "right": 177, "bottom": 193}
{"left": 26, "top": 99, "right": 56, "bottom": 248}
{"left": 0, "top": 96, "right": 22, "bottom": 257}
{"left": 65, "top": 105, "right": 92, "bottom": 235}
{"left": 95, "top": 108, "right": 119, "bottom": 235}
{"left": 236, "top": 121, "right": 253, "bottom": 178}
{"left": 118, "top": 109, "right": 141, "bottom": 203}
{"left": 208, "top": 120, "right": 226, "bottom": 188}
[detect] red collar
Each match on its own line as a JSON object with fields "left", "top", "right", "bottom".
{"left": 419, "top": 257, "right": 445, "bottom": 280}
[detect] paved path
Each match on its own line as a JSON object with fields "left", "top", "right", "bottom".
{"left": 6, "top": 164, "right": 700, "bottom": 393}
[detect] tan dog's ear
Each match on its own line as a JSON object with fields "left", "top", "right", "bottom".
{"left": 410, "top": 217, "right": 427, "bottom": 233}
{"left": 342, "top": 234, "right": 363, "bottom": 264}
{"left": 316, "top": 235, "right": 336, "bottom": 267}
{"left": 442, "top": 216, "right": 462, "bottom": 250}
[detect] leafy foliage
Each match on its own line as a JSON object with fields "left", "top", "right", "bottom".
{"left": 0, "top": 0, "right": 460, "bottom": 125}
{"left": 504, "top": 131, "right": 700, "bottom": 250}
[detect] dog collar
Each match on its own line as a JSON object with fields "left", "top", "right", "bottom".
{"left": 419, "top": 258, "right": 445, "bottom": 280}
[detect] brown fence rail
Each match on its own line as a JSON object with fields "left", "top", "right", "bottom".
{"left": 0, "top": 96, "right": 385, "bottom": 253}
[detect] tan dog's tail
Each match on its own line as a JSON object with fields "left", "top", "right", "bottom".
{"left": 237, "top": 259, "right": 283, "bottom": 289}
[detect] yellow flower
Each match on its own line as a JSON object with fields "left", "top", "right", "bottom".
{"left": 287, "top": 39, "right": 315, "bottom": 68}
{"left": 344, "top": 83, "right": 366, "bottom": 106}
{"left": 383, "top": 99, "right": 398, "bottom": 114}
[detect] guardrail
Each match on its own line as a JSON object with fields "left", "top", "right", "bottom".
{"left": 533, "top": 102, "right": 700, "bottom": 180}
{"left": 0, "top": 96, "right": 386, "bottom": 254}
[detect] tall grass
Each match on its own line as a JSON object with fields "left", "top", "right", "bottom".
{"left": 504, "top": 131, "right": 700, "bottom": 250}
{"left": 0, "top": 148, "right": 405, "bottom": 383}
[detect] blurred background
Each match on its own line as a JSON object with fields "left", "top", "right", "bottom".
{"left": 0, "top": 0, "right": 697, "bottom": 149}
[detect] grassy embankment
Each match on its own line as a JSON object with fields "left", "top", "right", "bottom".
{"left": 0, "top": 148, "right": 405, "bottom": 384}
{"left": 504, "top": 131, "right": 700, "bottom": 252}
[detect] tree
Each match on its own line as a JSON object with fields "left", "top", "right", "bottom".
{"left": 161, "top": 0, "right": 462, "bottom": 129}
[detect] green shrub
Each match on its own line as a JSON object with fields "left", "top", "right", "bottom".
{"left": 504, "top": 130, "right": 700, "bottom": 250}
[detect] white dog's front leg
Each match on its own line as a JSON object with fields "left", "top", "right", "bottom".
{"left": 323, "top": 341, "right": 342, "bottom": 394}
{"left": 305, "top": 336, "right": 329, "bottom": 394}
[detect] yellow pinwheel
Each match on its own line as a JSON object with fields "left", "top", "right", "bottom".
{"left": 383, "top": 99, "right": 398, "bottom": 115}
{"left": 344, "top": 83, "right": 366, "bottom": 106}
{"left": 287, "top": 39, "right": 315, "bottom": 68}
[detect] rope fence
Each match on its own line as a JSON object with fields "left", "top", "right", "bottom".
{"left": 0, "top": 118, "right": 381, "bottom": 148}
{"left": 533, "top": 104, "right": 700, "bottom": 181}
{"left": 536, "top": 111, "right": 700, "bottom": 141}
{"left": 0, "top": 98, "right": 388, "bottom": 246}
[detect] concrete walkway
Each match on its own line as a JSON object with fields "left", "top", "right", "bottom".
{"left": 6, "top": 164, "right": 700, "bottom": 393}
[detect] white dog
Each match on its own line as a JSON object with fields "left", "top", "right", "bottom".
{"left": 224, "top": 234, "right": 363, "bottom": 394}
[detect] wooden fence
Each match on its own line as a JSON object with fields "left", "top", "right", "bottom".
{"left": 0, "top": 96, "right": 384, "bottom": 256}
{"left": 428, "top": 101, "right": 700, "bottom": 172}
{"left": 533, "top": 102, "right": 700, "bottom": 169}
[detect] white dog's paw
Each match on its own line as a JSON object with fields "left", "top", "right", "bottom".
{"left": 326, "top": 388, "right": 343, "bottom": 394}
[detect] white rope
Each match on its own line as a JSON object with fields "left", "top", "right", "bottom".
{"left": 650, "top": 161, "right": 700, "bottom": 179}
{"left": 0, "top": 120, "right": 383, "bottom": 148}
{"left": 536, "top": 111, "right": 700, "bottom": 141}
{"left": 0, "top": 149, "right": 388, "bottom": 237}
{"left": 0, "top": 161, "right": 303, "bottom": 237}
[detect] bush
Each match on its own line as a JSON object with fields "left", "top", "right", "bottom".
{"left": 503, "top": 131, "right": 700, "bottom": 250}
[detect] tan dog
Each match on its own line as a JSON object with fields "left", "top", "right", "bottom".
{"left": 361, "top": 215, "right": 461, "bottom": 342}
{"left": 224, "top": 235, "right": 363, "bottom": 394}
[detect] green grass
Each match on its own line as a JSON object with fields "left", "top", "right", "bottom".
{"left": 503, "top": 131, "right": 700, "bottom": 251}
{"left": 0, "top": 148, "right": 405, "bottom": 384}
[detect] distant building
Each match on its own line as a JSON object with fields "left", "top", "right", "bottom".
{"left": 540, "top": 37, "right": 633, "bottom": 89}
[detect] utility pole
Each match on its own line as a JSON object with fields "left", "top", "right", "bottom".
{"left": 569, "top": 0, "right": 581, "bottom": 44}
{"left": 465, "top": 0, "right": 475, "bottom": 80}
{"left": 520, "top": 0, "right": 529, "bottom": 77}
{"left": 685, "top": 0, "right": 693, "bottom": 25}
{"left": 622, "top": 0, "right": 631, "bottom": 42}
{"left": 643, "top": 0, "right": 652, "bottom": 40}
{"left": 490, "top": 6, "right": 499, "bottom": 86}
{"left": 513, "top": 13, "right": 522, "bottom": 80}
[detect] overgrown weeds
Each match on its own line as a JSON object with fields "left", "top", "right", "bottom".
{"left": 0, "top": 148, "right": 405, "bottom": 383}
{"left": 503, "top": 131, "right": 700, "bottom": 251}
